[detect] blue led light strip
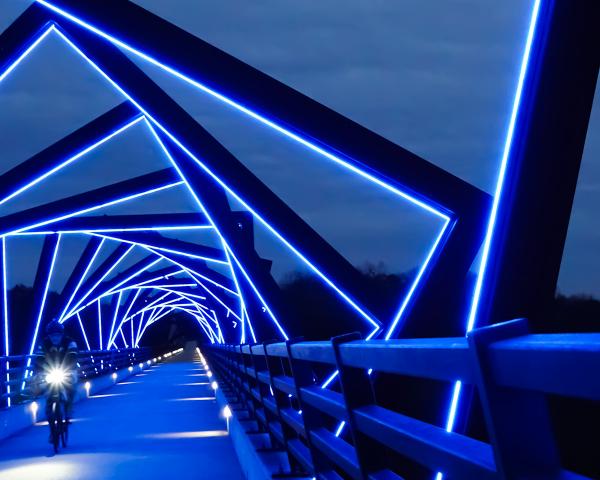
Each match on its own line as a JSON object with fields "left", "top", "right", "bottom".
{"left": 45, "top": 21, "right": 441, "bottom": 339}
{"left": 23, "top": 234, "right": 62, "bottom": 388}
{"left": 143, "top": 122, "right": 288, "bottom": 339}
{"left": 58, "top": 238, "right": 105, "bottom": 322}
{"left": 64, "top": 244, "right": 135, "bottom": 319}
{"left": 2, "top": 238, "right": 10, "bottom": 406}
{"left": 436, "top": 1, "right": 543, "bottom": 478}
{"left": 76, "top": 312, "right": 91, "bottom": 350}
{"left": 107, "top": 289, "right": 123, "bottom": 350}
{"left": 97, "top": 298, "right": 103, "bottom": 349}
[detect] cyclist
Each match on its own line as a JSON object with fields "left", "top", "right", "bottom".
{"left": 34, "top": 320, "right": 78, "bottom": 424}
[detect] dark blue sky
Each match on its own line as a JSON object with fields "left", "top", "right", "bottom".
{"left": 0, "top": 0, "right": 598, "bottom": 296}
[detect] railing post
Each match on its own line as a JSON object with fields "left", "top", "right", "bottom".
{"left": 263, "top": 341, "right": 304, "bottom": 474}
{"left": 331, "top": 333, "right": 390, "bottom": 479}
{"left": 286, "top": 339, "right": 336, "bottom": 477}
{"left": 468, "top": 319, "right": 560, "bottom": 478}
{"left": 248, "top": 344, "right": 273, "bottom": 438}
{"left": 240, "top": 344, "right": 260, "bottom": 427}
{"left": 228, "top": 345, "right": 245, "bottom": 408}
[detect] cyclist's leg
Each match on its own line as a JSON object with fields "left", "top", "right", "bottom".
{"left": 45, "top": 397, "right": 53, "bottom": 443}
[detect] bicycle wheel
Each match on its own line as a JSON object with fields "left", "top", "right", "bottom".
{"left": 49, "top": 401, "right": 60, "bottom": 453}
{"left": 61, "top": 402, "right": 68, "bottom": 448}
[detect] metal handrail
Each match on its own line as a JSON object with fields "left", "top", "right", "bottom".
{"left": 0, "top": 347, "right": 152, "bottom": 406}
{"left": 204, "top": 319, "right": 600, "bottom": 479}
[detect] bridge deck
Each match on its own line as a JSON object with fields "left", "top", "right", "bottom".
{"left": 0, "top": 353, "right": 244, "bottom": 479}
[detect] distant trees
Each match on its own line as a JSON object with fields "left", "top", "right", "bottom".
{"left": 2, "top": 269, "right": 599, "bottom": 355}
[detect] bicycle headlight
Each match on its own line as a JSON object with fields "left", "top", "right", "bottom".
{"left": 46, "top": 368, "right": 67, "bottom": 386}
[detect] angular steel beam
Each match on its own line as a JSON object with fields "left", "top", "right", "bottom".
{"left": 25, "top": 213, "right": 210, "bottom": 232}
{"left": 0, "top": 168, "right": 180, "bottom": 235}
{"left": 0, "top": 102, "right": 141, "bottom": 204}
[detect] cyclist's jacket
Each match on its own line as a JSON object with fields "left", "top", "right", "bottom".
{"left": 35, "top": 336, "right": 78, "bottom": 374}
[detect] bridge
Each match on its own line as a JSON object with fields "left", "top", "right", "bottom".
{"left": 0, "top": 1, "right": 598, "bottom": 479}
{"left": 0, "top": 347, "right": 244, "bottom": 479}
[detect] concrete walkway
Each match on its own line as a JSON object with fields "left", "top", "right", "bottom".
{"left": 0, "top": 352, "right": 244, "bottom": 479}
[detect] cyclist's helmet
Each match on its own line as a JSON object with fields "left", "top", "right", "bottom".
{"left": 45, "top": 319, "right": 64, "bottom": 335}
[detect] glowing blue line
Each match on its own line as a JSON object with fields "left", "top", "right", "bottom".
{"left": 183, "top": 266, "right": 239, "bottom": 296}
{"left": 144, "top": 122, "right": 288, "bottom": 339}
{"left": 58, "top": 238, "right": 105, "bottom": 322}
{"left": 445, "top": 380, "right": 462, "bottom": 432}
{"left": 53, "top": 29, "right": 376, "bottom": 335}
{"left": 35, "top": 6, "right": 448, "bottom": 220}
{"left": 52, "top": 225, "right": 212, "bottom": 234}
{"left": 135, "top": 311, "right": 145, "bottom": 347}
{"left": 144, "top": 119, "right": 382, "bottom": 332}
{"left": 187, "top": 278, "right": 242, "bottom": 322}
{"left": 466, "top": 0, "right": 542, "bottom": 333}
{"left": 77, "top": 312, "right": 91, "bottom": 350}
{"left": 0, "top": 25, "right": 53, "bottom": 83}
{"left": 438, "top": 2, "right": 542, "bottom": 478}
{"left": 130, "top": 309, "right": 134, "bottom": 346}
{"left": 107, "top": 290, "right": 123, "bottom": 349}
{"left": 138, "top": 307, "right": 173, "bottom": 341}
{"left": 384, "top": 218, "right": 452, "bottom": 340}
{"left": 24, "top": 234, "right": 62, "bottom": 386}
{"left": 97, "top": 299, "right": 103, "bottom": 349}
{"left": 119, "top": 328, "right": 128, "bottom": 348}
{"left": 0, "top": 116, "right": 144, "bottom": 206}
{"left": 94, "top": 258, "right": 162, "bottom": 305}
{"left": 2, "top": 238, "right": 10, "bottom": 406}
{"left": 222, "top": 242, "right": 247, "bottom": 340}
{"left": 121, "top": 289, "right": 141, "bottom": 326}
{"left": 18, "top": 15, "right": 442, "bottom": 344}
{"left": 65, "top": 244, "right": 134, "bottom": 318}
{"left": 67, "top": 284, "right": 175, "bottom": 319}
{"left": 334, "top": 421, "right": 346, "bottom": 437}
{"left": 7, "top": 180, "right": 183, "bottom": 235}
{"left": 85, "top": 231, "right": 227, "bottom": 265}
{"left": 225, "top": 243, "right": 288, "bottom": 340}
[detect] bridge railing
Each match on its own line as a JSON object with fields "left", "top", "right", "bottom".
{"left": 0, "top": 347, "right": 152, "bottom": 408}
{"left": 204, "top": 318, "right": 600, "bottom": 479}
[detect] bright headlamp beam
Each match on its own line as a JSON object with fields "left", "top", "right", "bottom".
{"left": 25, "top": 225, "right": 213, "bottom": 234}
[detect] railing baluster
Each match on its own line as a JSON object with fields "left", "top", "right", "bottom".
{"left": 332, "top": 333, "right": 396, "bottom": 479}
{"left": 468, "top": 319, "right": 560, "bottom": 478}
{"left": 286, "top": 339, "right": 339, "bottom": 478}
{"left": 264, "top": 341, "right": 306, "bottom": 474}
